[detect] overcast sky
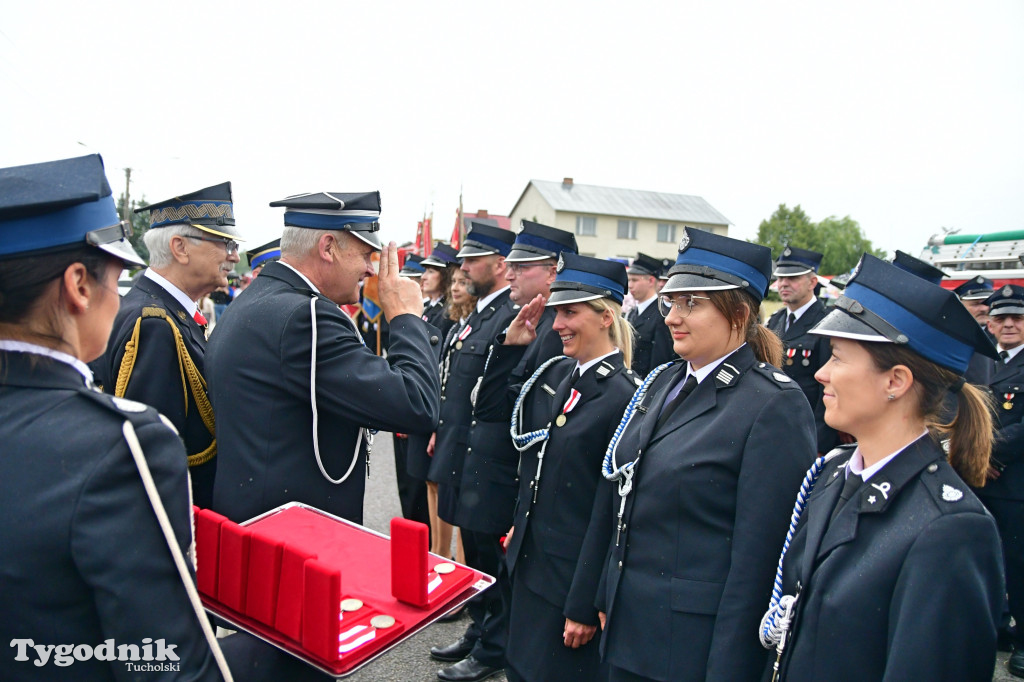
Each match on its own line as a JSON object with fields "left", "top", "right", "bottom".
{"left": 2, "top": 1, "right": 1021, "bottom": 268}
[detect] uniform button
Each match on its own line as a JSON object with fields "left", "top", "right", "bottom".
{"left": 926, "top": 463, "right": 939, "bottom": 473}
{"left": 467, "top": 447, "right": 472, "bottom": 453}
{"left": 430, "top": 335, "right": 440, "bottom": 345}
{"left": 618, "top": 561, "right": 623, "bottom": 569}
{"left": 471, "top": 420, "right": 477, "bottom": 426}
{"left": 441, "top": 396, "right": 446, "bottom": 401}
{"left": 438, "top": 420, "right": 444, "bottom": 426}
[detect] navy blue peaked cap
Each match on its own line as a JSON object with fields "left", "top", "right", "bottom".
{"left": 270, "top": 191, "right": 382, "bottom": 250}
{"left": 422, "top": 242, "right": 459, "bottom": 268}
{"left": 246, "top": 238, "right": 281, "bottom": 269}
{"left": 0, "top": 154, "right": 144, "bottom": 266}
{"left": 892, "top": 250, "right": 946, "bottom": 285}
{"left": 663, "top": 228, "right": 772, "bottom": 302}
{"left": 953, "top": 275, "right": 994, "bottom": 301}
{"left": 457, "top": 222, "right": 515, "bottom": 258}
{"left": 548, "top": 252, "right": 628, "bottom": 306}
{"left": 811, "top": 254, "right": 998, "bottom": 374}
{"left": 774, "top": 245, "right": 823, "bottom": 277}
{"left": 985, "top": 284, "right": 1024, "bottom": 317}
{"left": 139, "top": 181, "right": 240, "bottom": 240}
{"left": 400, "top": 253, "right": 426, "bottom": 277}
{"left": 627, "top": 252, "right": 663, "bottom": 277}
{"left": 506, "top": 220, "right": 578, "bottom": 263}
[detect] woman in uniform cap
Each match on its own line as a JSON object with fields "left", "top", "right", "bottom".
{"left": 759, "top": 253, "right": 1004, "bottom": 681}
{"left": 0, "top": 155, "right": 292, "bottom": 681}
{"left": 594, "top": 228, "right": 817, "bottom": 681}
{"left": 485, "top": 253, "right": 637, "bottom": 680}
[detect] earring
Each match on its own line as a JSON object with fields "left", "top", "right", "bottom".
{"left": 887, "top": 394, "right": 895, "bottom": 401}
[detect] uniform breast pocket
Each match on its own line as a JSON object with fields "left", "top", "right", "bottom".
{"left": 454, "top": 339, "right": 488, "bottom": 377}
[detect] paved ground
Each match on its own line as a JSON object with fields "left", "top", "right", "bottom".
{"left": 338, "top": 433, "right": 1016, "bottom": 681}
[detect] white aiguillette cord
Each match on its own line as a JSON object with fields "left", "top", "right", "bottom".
{"left": 310, "top": 295, "right": 368, "bottom": 485}
{"left": 122, "top": 420, "right": 233, "bottom": 682}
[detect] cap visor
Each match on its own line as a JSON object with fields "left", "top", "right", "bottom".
{"left": 809, "top": 308, "right": 891, "bottom": 343}
{"left": 98, "top": 239, "right": 146, "bottom": 268}
{"left": 960, "top": 292, "right": 992, "bottom": 301}
{"left": 991, "top": 305, "right": 1024, "bottom": 317}
{"left": 661, "top": 272, "right": 739, "bottom": 294}
{"left": 505, "top": 248, "right": 553, "bottom": 263}
{"left": 456, "top": 244, "right": 496, "bottom": 258}
{"left": 193, "top": 224, "right": 244, "bottom": 241}
{"left": 546, "top": 289, "right": 605, "bottom": 306}
{"left": 773, "top": 265, "right": 814, "bottom": 277}
{"left": 350, "top": 230, "right": 382, "bottom": 251}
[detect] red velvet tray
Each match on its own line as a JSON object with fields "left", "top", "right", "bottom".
{"left": 195, "top": 502, "right": 494, "bottom": 677}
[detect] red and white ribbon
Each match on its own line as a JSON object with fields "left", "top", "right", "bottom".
{"left": 562, "top": 388, "right": 582, "bottom": 416}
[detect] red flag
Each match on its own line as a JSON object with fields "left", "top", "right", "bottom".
{"left": 414, "top": 220, "right": 424, "bottom": 255}
{"left": 423, "top": 214, "right": 433, "bottom": 256}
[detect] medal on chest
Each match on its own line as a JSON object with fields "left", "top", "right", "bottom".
{"left": 554, "top": 388, "right": 582, "bottom": 427}
{"left": 785, "top": 348, "right": 796, "bottom": 366}
{"left": 801, "top": 349, "right": 812, "bottom": 367}
{"left": 454, "top": 324, "right": 472, "bottom": 349}
{"left": 1004, "top": 393, "right": 1015, "bottom": 410}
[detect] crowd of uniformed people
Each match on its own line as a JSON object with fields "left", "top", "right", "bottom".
{"left": 0, "top": 153, "right": 1017, "bottom": 681}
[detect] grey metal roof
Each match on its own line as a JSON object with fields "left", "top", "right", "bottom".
{"left": 524, "top": 179, "right": 731, "bottom": 226}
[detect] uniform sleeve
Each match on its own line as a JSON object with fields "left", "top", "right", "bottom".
{"left": 883, "top": 512, "right": 1004, "bottom": 682}
{"left": 115, "top": 317, "right": 190, "bottom": 430}
{"left": 71, "top": 419, "right": 223, "bottom": 681}
{"left": 281, "top": 303, "right": 440, "bottom": 435}
{"left": 705, "top": 387, "right": 817, "bottom": 681}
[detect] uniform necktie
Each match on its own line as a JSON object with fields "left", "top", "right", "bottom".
{"left": 570, "top": 367, "right": 581, "bottom": 386}
{"left": 1000, "top": 350, "right": 1010, "bottom": 364}
{"left": 786, "top": 312, "right": 797, "bottom": 333}
{"left": 829, "top": 472, "right": 863, "bottom": 523}
{"left": 194, "top": 310, "right": 208, "bottom": 327}
{"left": 655, "top": 373, "right": 698, "bottom": 432}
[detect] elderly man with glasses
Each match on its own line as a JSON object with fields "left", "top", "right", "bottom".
{"left": 93, "top": 182, "right": 241, "bottom": 508}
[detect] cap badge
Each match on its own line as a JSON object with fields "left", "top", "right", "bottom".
{"left": 556, "top": 253, "right": 566, "bottom": 273}
{"left": 783, "top": 246, "right": 792, "bottom": 257}
{"left": 678, "top": 228, "right": 690, "bottom": 252}
{"left": 1003, "top": 285, "right": 1013, "bottom": 297}
{"left": 941, "top": 484, "right": 963, "bottom": 502}
{"left": 976, "top": 276, "right": 984, "bottom": 284}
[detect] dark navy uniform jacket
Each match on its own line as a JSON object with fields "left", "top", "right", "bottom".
{"left": 503, "top": 353, "right": 640, "bottom": 680}
{"left": 0, "top": 351, "right": 283, "bottom": 681}
{"left": 206, "top": 261, "right": 440, "bottom": 525}
{"left": 422, "top": 296, "right": 455, "bottom": 340}
{"left": 429, "top": 289, "right": 515, "bottom": 521}
{"left": 593, "top": 345, "right": 816, "bottom": 681}
{"left": 94, "top": 275, "right": 218, "bottom": 508}
{"left": 627, "top": 299, "right": 674, "bottom": 377}
{"left": 776, "top": 438, "right": 1004, "bottom": 681}
{"left": 456, "top": 307, "right": 563, "bottom": 534}
{"left": 766, "top": 300, "right": 839, "bottom": 454}
{"left": 984, "top": 350, "right": 1024, "bottom": 501}
{"left": 406, "top": 311, "right": 453, "bottom": 482}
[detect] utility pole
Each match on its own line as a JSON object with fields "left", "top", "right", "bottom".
{"left": 122, "top": 167, "right": 132, "bottom": 221}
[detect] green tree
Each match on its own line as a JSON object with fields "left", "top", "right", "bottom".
{"left": 117, "top": 195, "right": 150, "bottom": 266}
{"left": 753, "top": 204, "right": 886, "bottom": 276}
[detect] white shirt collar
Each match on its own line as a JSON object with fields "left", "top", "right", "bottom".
{"left": 635, "top": 294, "right": 657, "bottom": 315}
{"left": 787, "top": 296, "right": 817, "bottom": 322}
{"left": 0, "top": 340, "right": 93, "bottom": 386}
{"left": 846, "top": 430, "right": 929, "bottom": 482}
{"left": 574, "top": 349, "right": 621, "bottom": 378}
{"left": 279, "top": 261, "right": 321, "bottom": 294}
{"left": 144, "top": 269, "right": 197, "bottom": 317}
{"left": 997, "top": 343, "right": 1024, "bottom": 361}
{"left": 687, "top": 343, "right": 746, "bottom": 384}
{"left": 476, "top": 285, "right": 510, "bottom": 314}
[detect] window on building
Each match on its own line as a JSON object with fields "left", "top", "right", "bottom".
{"left": 657, "top": 223, "right": 677, "bottom": 243}
{"left": 617, "top": 219, "right": 637, "bottom": 240}
{"left": 576, "top": 215, "right": 597, "bottom": 236}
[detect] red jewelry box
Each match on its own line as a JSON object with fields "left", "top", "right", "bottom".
{"left": 194, "top": 502, "right": 493, "bottom": 677}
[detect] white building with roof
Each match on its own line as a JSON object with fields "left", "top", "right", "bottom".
{"left": 508, "top": 178, "right": 731, "bottom": 260}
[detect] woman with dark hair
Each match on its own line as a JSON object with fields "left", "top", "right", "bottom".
{"left": 759, "top": 254, "right": 1004, "bottom": 681}
{"left": 594, "top": 229, "right": 817, "bottom": 681}
{"left": 0, "top": 155, "right": 297, "bottom": 682}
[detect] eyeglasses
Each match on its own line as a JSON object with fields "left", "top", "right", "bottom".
{"left": 658, "top": 293, "right": 711, "bottom": 318}
{"left": 508, "top": 263, "right": 553, "bottom": 275}
{"left": 192, "top": 235, "right": 239, "bottom": 255}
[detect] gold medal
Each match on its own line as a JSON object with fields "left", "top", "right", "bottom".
{"left": 455, "top": 341, "right": 463, "bottom": 350}
{"left": 434, "top": 562, "right": 455, "bottom": 575}
{"left": 370, "top": 615, "right": 396, "bottom": 629}
{"left": 555, "top": 414, "right": 567, "bottom": 427}
{"left": 340, "top": 598, "right": 363, "bottom": 612}
{"left": 1004, "top": 401, "right": 1014, "bottom": 410}
{"left": 785, "top": 358, "right": 793, "bottom": 366}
